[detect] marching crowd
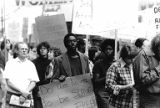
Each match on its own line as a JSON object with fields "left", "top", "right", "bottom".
{"left": 0, "top": 33, "right": 160, "bottom": 108}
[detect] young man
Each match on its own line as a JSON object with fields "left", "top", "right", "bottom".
{"left": 4, "top": 42, "right": 39, "bottom": 108}
{"left": 54, "top": 33, "right": 90, "bottom": 81}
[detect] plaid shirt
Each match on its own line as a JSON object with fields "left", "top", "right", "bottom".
{"left": 106, "top": 58, "right": 133, "bottom": 108}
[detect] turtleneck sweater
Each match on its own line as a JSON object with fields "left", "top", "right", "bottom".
{"left": 32, "top": 57, "right": 51, "bottom": 83}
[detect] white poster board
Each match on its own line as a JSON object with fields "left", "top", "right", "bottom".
{"left": 72, "top": 0, "right": 138, "bottom": 39}
{"left": 72, "top": 0, "right": 93, "bottom": 35}
{"left": 39, "top": 74, "right": 97, "bottom": 108}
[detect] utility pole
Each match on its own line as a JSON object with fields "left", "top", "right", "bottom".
{"left": 1, "top": 0, "right": 7, "bottom": 63}
{"left": 1, "top": 0, "right": 5, "bottom": 37}
{"left": 42, "top": 0, "right": 47, "bottom": 16}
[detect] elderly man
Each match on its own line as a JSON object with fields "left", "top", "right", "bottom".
{"left": 4, "top": 42, "right": 39, "bottom": 108}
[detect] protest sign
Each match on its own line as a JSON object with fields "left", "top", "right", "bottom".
{"left": 153, "top": 5, "right": 160, "bottom": 33}
{"left": 39, "top": 74, "right": 97, "bottom": 108}
{"left": 72, "top": 0, "right": 93, "bottom": 35}
{"left": 72, "top": 0, "right": 138, "bottom": 37}
{"left": 35, "top": 14, "right": 68, "bottom": 52}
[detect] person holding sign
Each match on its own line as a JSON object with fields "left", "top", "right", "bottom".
{"left": 54, "top": 33, "right": 90, "bottom": 81}
{"left": 3, "top": 42, "right": 39, "bottom": 108}
{"left": 105, "top": 45, "right": 136, "bottom": 108}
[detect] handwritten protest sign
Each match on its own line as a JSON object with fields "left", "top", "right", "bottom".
{"left": 39, "top": 74, "right": 97, "bottom": 108}
{"left": 72, "top": 0, "right": 93, "bottom": 35}
{"left": 153, "top": 5, "right": 160, "bottom": 32}
{"left": 72, "top": 0, "right": 138, "bottom": 36}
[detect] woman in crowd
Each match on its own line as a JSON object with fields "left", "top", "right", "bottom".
{"left": 92, "top": 39, "right": 115, "bottom": 108}
{"left": 32, "top": 41, "right": 52, "bottom": 108}
{"left": 106, "top": 44, "right": 136, "bottom": 108}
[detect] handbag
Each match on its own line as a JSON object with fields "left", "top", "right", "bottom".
{"left": 137, "top": 50, "right": 160, "bottom": 93}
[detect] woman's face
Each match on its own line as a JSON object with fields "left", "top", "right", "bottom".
{"left": 104, "top": 45, "right": 114, "bottom": 57}
{"left": 40, "top": 46, "right": 48, "bottom": 56}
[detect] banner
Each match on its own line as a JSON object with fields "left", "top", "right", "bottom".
{"left": 35, "top": 14, "right": 68, "bottom": 52}
{"left": 72, "top": 0, "right": 138, "bottom": 38}
{"left": 39, "top": 74, "right": 97, "bottom": 108}
{"left": 15, "top": 0, "right": 73, "bottom": 6}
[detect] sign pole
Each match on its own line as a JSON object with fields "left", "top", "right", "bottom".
{"left": 114, "top": 29, "right": 118, "bottom": 60}
{"left": 42, "top": 0, "right": 47, "bottom": 16}
{"left": 1, "top": 0, "right": 7, "bottom": 63}
{"left": 85, "top": 35, "right": 89, "bottom": 57}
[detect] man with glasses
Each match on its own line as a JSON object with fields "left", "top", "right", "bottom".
{"left": 4, "top": 42, "right": 39, "bottom": 108}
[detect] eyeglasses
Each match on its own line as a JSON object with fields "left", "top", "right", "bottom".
{"left": 19, "top": 48, "right": 28, "bottom": 51}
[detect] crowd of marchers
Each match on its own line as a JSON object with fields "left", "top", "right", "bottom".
{"left": 1, "top": 33, "right": 160, "bottom": 108}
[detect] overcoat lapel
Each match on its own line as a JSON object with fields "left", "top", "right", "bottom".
{"left": 62, "top": 53, "right": 72, "bottom": 76}
{"left": 78, "top": 52, "right": 86, "bottom": 74}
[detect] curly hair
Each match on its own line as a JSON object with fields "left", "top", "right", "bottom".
{"left": 36, "top": 41, "right": 50, "bottom": 56}
{"left": 100, "top": 39, "right": 115, "bottom": 53}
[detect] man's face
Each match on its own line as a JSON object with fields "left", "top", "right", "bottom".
{"left": 66, "top": 36, "right": 77, "bottom": 51}
{"left": 40, "top": 46, "right": 48, "bottom": 56}
{"left": 142, "top": 40, "right": 150, "bottom": 49}
{"left": 18, "top": 43, "right": 29, "bottom": 59}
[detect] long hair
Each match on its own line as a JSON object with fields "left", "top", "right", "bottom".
{"left": 36, "top": 41, "right": 50, "bottom": 56}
